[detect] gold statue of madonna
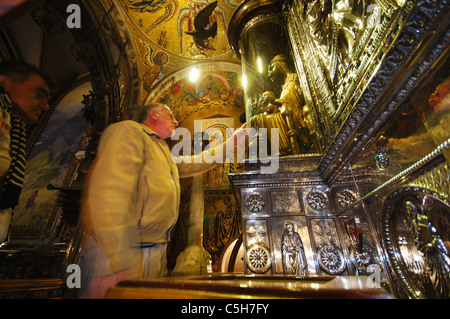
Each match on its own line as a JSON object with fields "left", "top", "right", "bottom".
{"left": 250, "top": 91, "right": 292, "bottom": 155}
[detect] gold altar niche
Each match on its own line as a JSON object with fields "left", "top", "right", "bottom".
{"left": 227, "top": 0, "right": 450, "bottom": 299}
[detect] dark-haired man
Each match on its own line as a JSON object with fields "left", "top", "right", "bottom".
{"left": 0, "top": 60, "right": 51, "bottom": 244}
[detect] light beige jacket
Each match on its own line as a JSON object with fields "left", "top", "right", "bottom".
{"left": 83, "top": 120, "right": 225, "bottom": 273}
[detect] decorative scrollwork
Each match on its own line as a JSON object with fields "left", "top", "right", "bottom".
{"left": 271, "top": 191, "right": 301, "bottom": 213}
{"left": 247, "top": 244, "right": 271, "bottom": 274}
{"left": 318, "top": 243, "right": 345, "bottom": 275}
{"left": 245, "top": 193, "right": 265, "bottom": 213}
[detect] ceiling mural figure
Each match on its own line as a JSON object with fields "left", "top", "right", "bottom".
{"left": 178, "top": 1, "right": 227, "bottom": 57}
{"left": 122, "top": 0, "right": 233, "bottom": 61}
{"left": 155, "top": 70, "right": 243, "bottom": 124}
{"left": 124, "top": 0, "right": 178, "bottom": 33}
{"left": 184, "top": 1, "right": 218, "bottom": 51}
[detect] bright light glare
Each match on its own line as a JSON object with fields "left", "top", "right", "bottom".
{"left": 257, "top": 58, "right": 263, "bottom": 73}
{"left": 242, "top": 74, "right": 247, "bottom": 89}
{"left": 189, "top": 67, "right": 200, "bottom": 82}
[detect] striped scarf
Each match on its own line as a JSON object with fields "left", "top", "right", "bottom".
{"left": 0, "top": 91, "right": 27, "bottom": 209}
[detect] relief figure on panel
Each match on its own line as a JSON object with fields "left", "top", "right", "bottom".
{"left": 281, "top": 221, "right": 308, "bottom": 275}
{"left": 306, "top": 0, "right": 370, "bottom": 88}
{"left": 405, "top": 200, "right": 450, "bottom": 298}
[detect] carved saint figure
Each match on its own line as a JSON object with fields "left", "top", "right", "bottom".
{"left": 405, "top": 200, "right": 450, "bottom": 298}
{"left": 281, "top": 221, "right": 308, "bottom": 275}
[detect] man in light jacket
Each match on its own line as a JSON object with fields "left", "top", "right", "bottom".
{"left": 80, "top": 103, "right": 247, "bottom": 298}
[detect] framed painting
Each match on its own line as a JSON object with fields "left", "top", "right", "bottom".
{"left": 9, "top": 80, "right": 92, "bottom": 240}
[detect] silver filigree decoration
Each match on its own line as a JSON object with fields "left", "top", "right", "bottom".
{"left": 306, "top": 190, "right": 328, "bottom": 210}
{"left": 247, "top": 244, "right": 271, "bottom": 273}
{"left": 246, "top": 221, "right": 267, "bottom": 246}
{"left": 245, "top": 193, "right": 265, "bottom": 213}
{"left": 318, "top": 243, "right": 345, "bottom": 275}
{"left": 271, "top": 192, "right": 301, "bottom": 213}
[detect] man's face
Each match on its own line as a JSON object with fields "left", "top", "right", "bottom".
{"left": 153, "top": 106, "right": 178, "bottom": 139}
{"left": 2, "top": 73, "right": 50, "bottom": 124}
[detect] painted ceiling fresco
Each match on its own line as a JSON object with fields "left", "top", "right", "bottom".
{"left": 119, "top": 0, "right": 245, "bottom": 102}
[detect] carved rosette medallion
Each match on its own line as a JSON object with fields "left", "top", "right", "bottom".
{"left": 245, "top": 193, "right": 265, "bottom": 213}
{"left": 336, "top": 190, "right": 358, "bottom": 208}
{"left": 318, "top": 243, "right": 345, "bottom": 275}
{"left": 246, "top": 244, "right": 271, "bottom": 274}
{"left": 306, "top": 190, "right": 328, "bottom": 210}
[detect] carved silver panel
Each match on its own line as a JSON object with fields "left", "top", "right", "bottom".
{"left": 338, "top": 214, "right": 381, "bottom": 276}
{"left": 303, "top": 187, "right": 332, "bottom": 215}
{"left": 307, "top": 191, "right": 327, "bottom": 211}
{"left": 270, "top": 216, "right": 316, "bottom": 275}
{"left": 382, "top": 187, "right": 450, "bottom": 299}
{"left": 246, "top": 245, "right": 271, "bottom": 274}
{"left": 244, "top": 192, "right": 266, "bottom": 214}
{"left": 318, "top": 243, "right": 345, "bottom": 275}
{"left": 244, "top": 219, "right": 272, "bottom": 274}
{"left": 311, "top": 218, "right": 347, "bottom": 275}
{"left": 270, "top": 191, "right": 301, "bottom": 214}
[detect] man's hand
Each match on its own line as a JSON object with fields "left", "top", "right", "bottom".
{"left": 230, "top": 122, "right": 248, "bottom": 147}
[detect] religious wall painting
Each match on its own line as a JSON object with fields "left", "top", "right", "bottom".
{"left": 202, "top": 116, "right": 234, "bottom": 190}
{"left": 122, "top": 0, "right": 238, "bottom": 61}
{"left": 203, "top": 192, "right": 242, "bottom": 269}
{"left": 10, "top": 81, "right": 92, "bottom": 239}
{"left": 142, "top": 45, "right": 171, "bottom": 92}
{"left": 409, "top": 54, "right": 450, "bottom": 163}
{"left": 154, "top": 69, "right": 243, "bottom": 124}
{"left": 167, "top": 177, "right": 193, "bottom": 270}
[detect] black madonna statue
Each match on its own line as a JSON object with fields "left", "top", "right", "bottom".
{"left": 267, "top": 54, "right": 316, "bottom": 154}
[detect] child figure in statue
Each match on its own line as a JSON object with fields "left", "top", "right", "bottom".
{"left": 249, "top": 91, "right": 291, "bottom": 155}
{"left": 267, "top": 54, "right": 316, "bottom": 154}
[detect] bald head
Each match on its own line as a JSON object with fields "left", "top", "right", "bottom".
{"left": 138, "top": 103, "right": 178, "bottom": 138}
